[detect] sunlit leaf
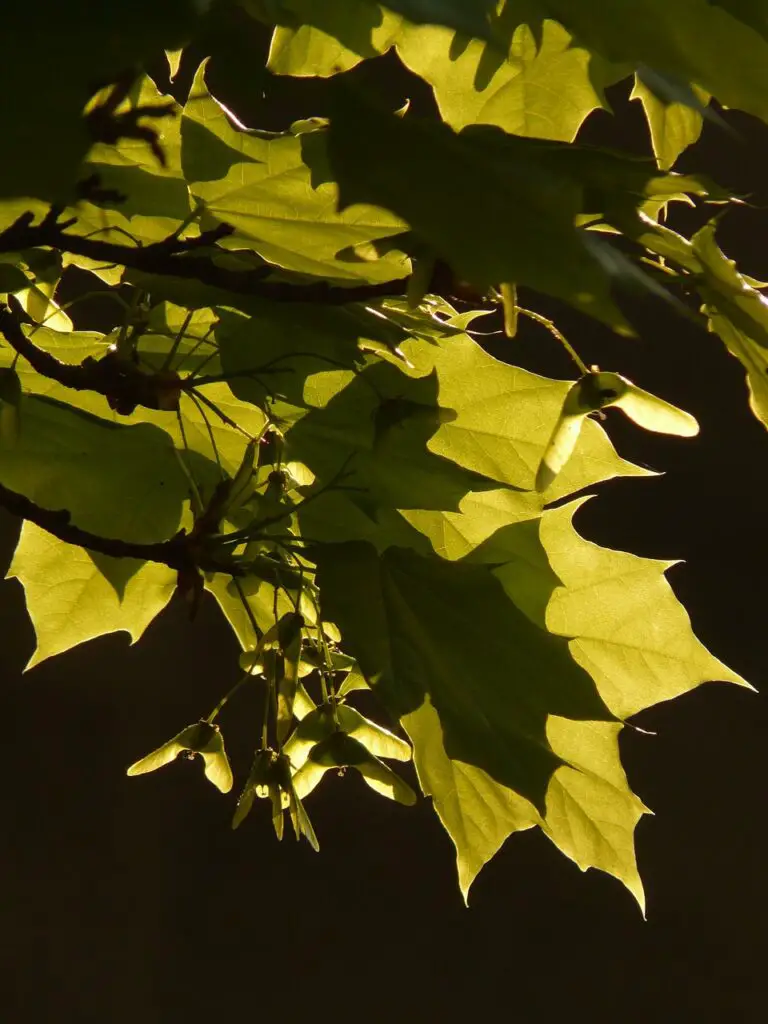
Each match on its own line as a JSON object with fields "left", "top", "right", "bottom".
{"left": 691, "top": 221, "right": 768, "bottom": 429}
{"left": 631, "top": 74, "right": 707, "bottom": 170}
{"left": 0, "top": 2, "right": 754, "bottom": 904}
{"left": 181, "top": 63, "right": 409, "bottom": 284}
{"left": 536, "top": 0, "right": 768, "bottom": 125}
{"left": 396, "top": 15, "right": 624, "bottom": 141}
{"left": 8, "top": 525, "right": 176, "bottom": 670}
{"left": 316, "top": 541, "right": 614, "bottom": 813}
{"left": 267, "top": 1, "right": 402, "bottom": 76}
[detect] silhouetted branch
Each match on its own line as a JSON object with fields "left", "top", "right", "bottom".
{"left": 0, "top": 302, "right": 182, "bottom": 414}
{"left": 0, "top": 211, "right": 410, "bottom": 304}
{"left": 85, "top": 72, "right": 177, "bottom": 165}
{"left": 0, "top": 481, "right": 241, "bottom": 575}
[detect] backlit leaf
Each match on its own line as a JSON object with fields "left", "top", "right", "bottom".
{"left": 181, "top": 63, "right": 409, "bottom": 284}
{"left": 631, "top": 74, "right": 707, "bottom": 170}
{"left": 396, "top": 15, "right": 623, "bottom": 141}
{"left": 8, "top": 524, "right": 176, "bottom": 669}
{"left": 691, "top": 222, "right": 768, "bottom": 429}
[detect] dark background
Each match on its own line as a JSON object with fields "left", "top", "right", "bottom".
{"left": 2, "top": 14, "right": 767, "bottom": 1023}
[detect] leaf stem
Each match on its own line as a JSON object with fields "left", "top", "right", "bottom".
{"left": 232, "top": 575, "right": 262, "bottom": 644}
{"left": 161, "top": 308, "right": 194, "bottom": 371}
{"left": 517, "top": 307, "right": 590, "bottom": 375}
{"left": 205, "top": 672, "right": 251, "bottom": 723}
{"left": 187, "top": 387, "right": 255, "bottom": 439}
{"left": 173, "top": 413, "right": 205, "bottom": 517}
{"left": 185, "top": 389, "right": 224, "bottom": 477}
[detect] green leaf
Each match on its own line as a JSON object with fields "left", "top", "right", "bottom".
{"left": 316, "top": 541, "right": 614, "bottom": 813}
{"left": 327, "top": 89, "right": 625, "bottom": 324}
{"left": 538, "top": 716, "right": 648, "bottom": 909}
{"left": 0, "top": 318, "right": 268, "bottom": 479}
{"left": 181, "top": 63, "right": 409, "bottom": 284}
{"left": 0, "top": 393, "right": 189, "bottom": 665}
{"left": 400, "top": 332, "right": 652, "bottom": 497}
{"left": 267, "top": 1, "right": 402, "bottom": 76}
{"left": 0, "top": 395, "right": 188, "bottom": 542}
{"left": 13, "top": 252, "right": 72, "bottom": 332}
{"left": 0, "top": 3, "right": 229, "bottom": 199}
{"left": 539, "top": 500, "right": 749, "bottom": 717}
{"left": 0, "top": 3, "right": 758, "bottom": 904}
{"left": 631, "top": 74, "right": 707, "bottom": 170}
{"left": 690, "top": 222, "right": 768, "bottom": 430}
{"left": 404, "top": 700, "right": 648, "bottom": 906}
{"left": 166, "top": 48, "right": 184, "bottom": 80}
{"left": 0, "top": 263, "right": 30, "bottom": 295}
{"left": 284, "top": 328, "right": 650, "bottom": 556}
{"left": 402, "top": 697, "right": 539, "bottom": 901}
{"left": 395, "top": 14, "right": 624, "bottom": 141}
{"left": 709, "top": 0, "right": 768, "bottom": 39}
{"left": 539, "top": 0, "right": 768, "bottom": 125}
{"left": 283, "top": 358, "right": 491, "bottom": 547}
{"left": 401, "top": 491, "right": 546, "bottom": 584}
{"left": 401, "top": 496, "right": 746, "bottom": 901}
{"left": 328, "top": 92, "right": 717, "bottom": 326}
{"left": 8, "top": 524, "right": 176, "bottom": 670}
{"left": 214, "top": 299, "right": 407, "bottom": 426}
{"left": 73, "top": 75, "right": 191, "bottom": 247}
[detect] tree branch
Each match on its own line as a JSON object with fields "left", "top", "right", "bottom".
{"left": 0, "top": 211, "right": 410, "bottom": 305}
{"left": 0, "top": 480, "right": 242, "bottom": 575}
{"left": 0, "top": 302, "right": 183, "bottom": 414}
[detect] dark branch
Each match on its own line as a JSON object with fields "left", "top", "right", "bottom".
{"left": 0, "top": 480, "right": 242, "bottom": 575}
{"left": 0, "top": 302, "right": 182, "bottom": 415}
{"left": 0, "top": 212, "right": 410, "bottom": 305}
{"left": 85, "top": 82, "right": 177, "bottom": 166}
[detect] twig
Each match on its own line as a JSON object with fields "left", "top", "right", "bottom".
{"left": 219, "top": 455, "right": 360, "bottom": 545}
{"left": 0, "top": 302, "right": 181, "bottom": 415}
{"left": 516, "top": 306, "right": 590, "bottom": 375}
{"left": 0, "top": 211, "right": 409, "bottom": 305}
{"left": 85, "top": 78, "right": 177, "bottom": 166}
{"left": 0, "top": 481, "right": 241, "bottom": 575}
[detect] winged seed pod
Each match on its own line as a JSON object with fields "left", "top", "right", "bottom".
{"left": 284, "top": 703, "right": 411, "bottom": 771}
{"left": 126, "top": 721, "right": 233, "bottom": 793}
{"left": 291, "top": 732, "right": 417, "bottom": 806}
{"left": 536, "top": 370, "right": 698, "bottom": 492}
{"left": 232, "top": 748, "right": 289, "bottom": 835}
{"left": 233, "top": 748, "right": 318, "bottom": 851}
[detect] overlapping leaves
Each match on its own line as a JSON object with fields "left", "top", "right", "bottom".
{"left": 181, "top": 63, "right": 409, "bottom": 284}
{"left": 326, "top": 87, "right": 724, "bottom": 326}
{"left": 0, "top": 0, "right": 758, "bottom": 904}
